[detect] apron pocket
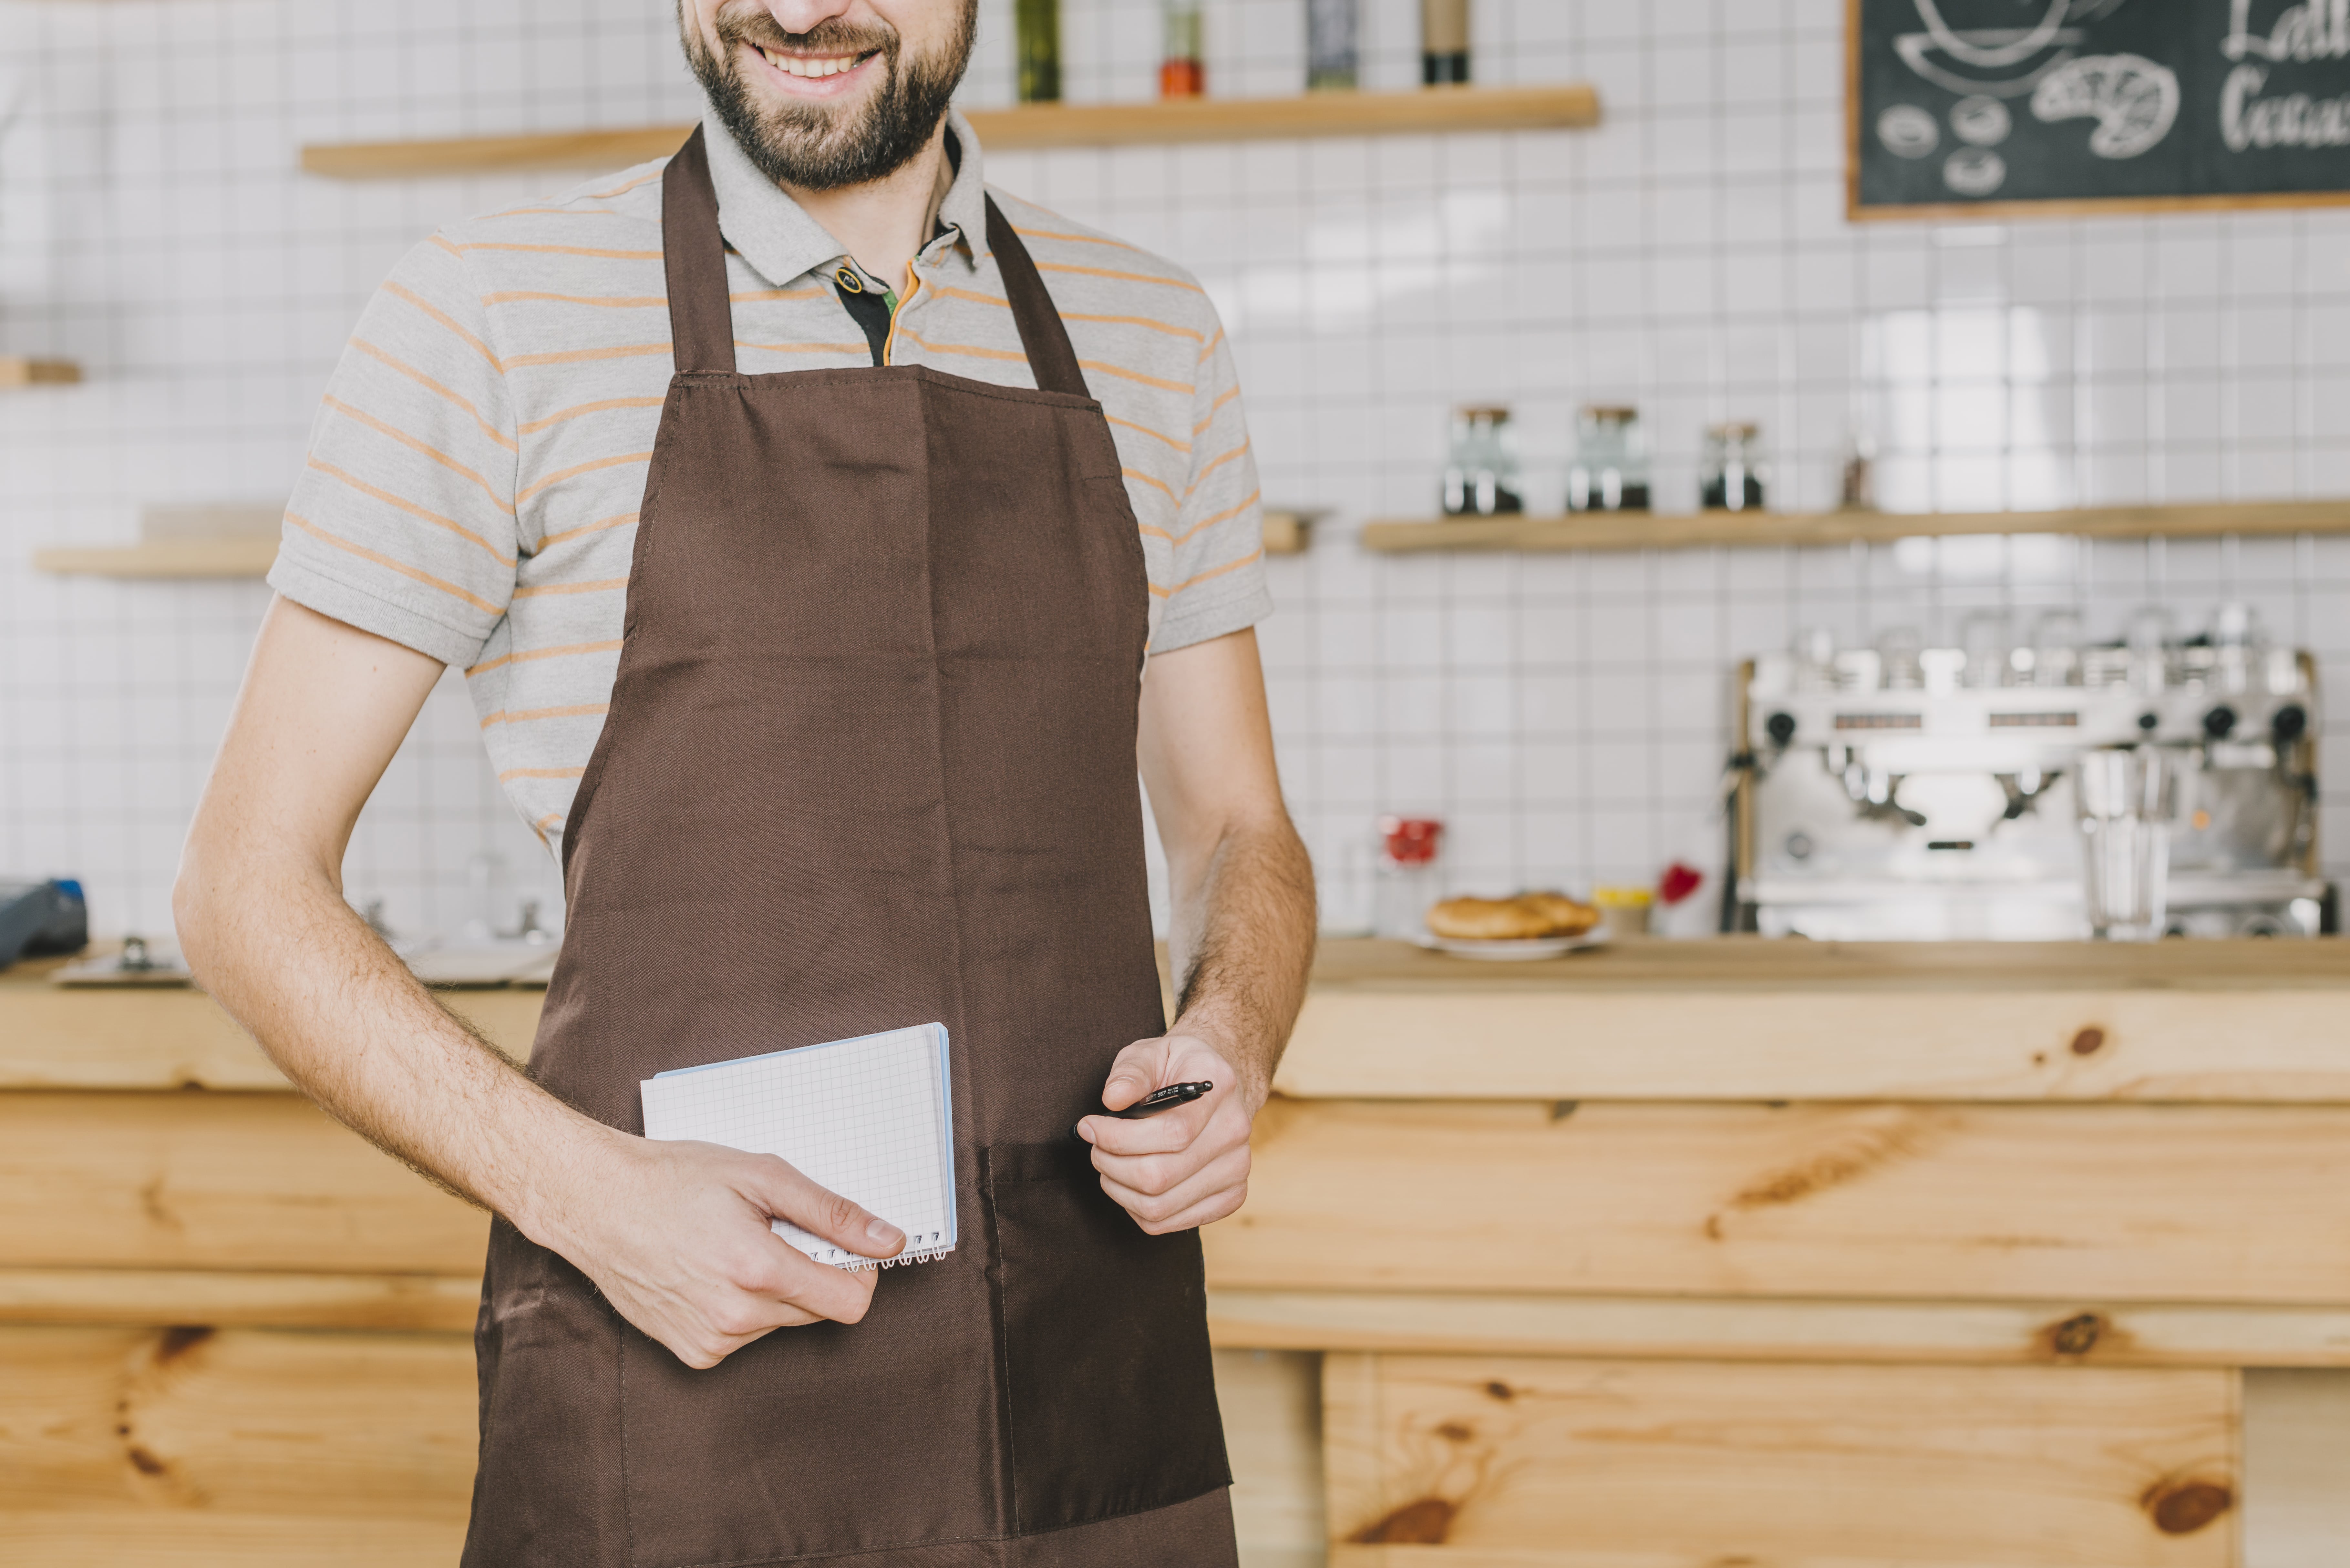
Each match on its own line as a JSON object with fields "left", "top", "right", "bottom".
{"left": 983, "top": 1140, "right": 1232, "bottom": 1533}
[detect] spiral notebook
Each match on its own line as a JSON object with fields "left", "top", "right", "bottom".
{"left": 640, "top": 1022, "right": 957, "bottom": 1271}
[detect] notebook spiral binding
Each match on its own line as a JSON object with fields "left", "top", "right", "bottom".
{"left": 805, "top": 1231, "right": 958, "bottom": 1273}
{"left": 837, "top": 1241, "right": 958, "bottom": 1274}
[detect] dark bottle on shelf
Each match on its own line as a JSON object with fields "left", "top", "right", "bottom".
{"left": 1421, "top": 0, "right": 1470, "bottom": 84}
{"left": 1016, "top": 0, "right": 1061, "bottom": 103}
{"left": 1309, "top": 0, "right": 1359, "bottom": 90}
{"left": 1567, "top": 405, "right": 1650, "bottom": 512}
{"left": 1441, "top": 406, "right": 1523, "bottom": 516}
{"left": 1160, "top": 0, "right": 1205, "bottom": 97}
{"left": 1699, "top": 422, "right": 1767, "bottom": 512}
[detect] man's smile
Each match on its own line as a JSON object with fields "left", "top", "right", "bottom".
{"left": 748, "top": 42, "right": 885, "bottom": 94}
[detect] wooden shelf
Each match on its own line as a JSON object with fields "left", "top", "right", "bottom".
{"left": 0, "top": 357, "right": 80, "bottom": 387}
{"left": 299, "top": 83, "right": 1601, "bottom": 179}
{"left": 1263, "top": 509, "right": 1318, "bottom": 555}
{"left": 34, "top": 538, "right": 279, "bottom": 579}
{"left": 1360, "top": 499, "right": 2350, "bottom": 554}
{"left": 35, "top": 509, "right": 1299, "bottom": 578}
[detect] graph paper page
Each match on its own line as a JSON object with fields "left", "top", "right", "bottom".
{"left": 640, "top": 1023, "right": 955, "bottom": 1269}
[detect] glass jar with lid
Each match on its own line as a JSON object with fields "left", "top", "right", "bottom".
{"left": 1567, "top": 405, "right": 1649, "bottom": 513}
{"left": 1699, "top": 422, "right": 1767, "bottom": 512}
{"left": 1440, "top": 405, "right": 1523, "bottom": 517}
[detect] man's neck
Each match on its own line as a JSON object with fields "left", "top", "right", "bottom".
{"left": 780, "top": 124, "right": 956, "bottom": 294}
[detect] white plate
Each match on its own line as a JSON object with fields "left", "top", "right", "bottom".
{"left": 1421, "top": 927, "right": 1610, "bottom": 961}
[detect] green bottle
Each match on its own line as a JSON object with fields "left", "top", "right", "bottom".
{"left": 1017, "top": 0, "right": 1062, "bottom": 103}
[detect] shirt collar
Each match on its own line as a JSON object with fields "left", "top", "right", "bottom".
{"left": 701, "top": 104, "right": 988, "bottom": 290}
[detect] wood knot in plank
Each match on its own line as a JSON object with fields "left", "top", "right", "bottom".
{"left": 1483, "top": 1380, "right": 1516, "bottom": 1402}
{"left": 2069, "top": 1026, "right": 2107, "bottom": 1056}
{"left": 1433, "top": 1420, "right": 1476, "bottom": 1443}
{"left": 1708, "top": 1110, "right": 1942, "bottom": 1238}
{"left": 2141, "top": 1477, "right": 2232, "bottom": 1535}
{"left": 156, "top": 1326, "right": 215, "bottom": 1365}
{"left": 1349, "top": 1496, "right": 1455, "bottom": 1544}
{"left": 2044, "top": 1311, "right": 2107, "bottom": 1357}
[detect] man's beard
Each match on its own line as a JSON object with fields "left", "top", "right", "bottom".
{"left": 683, "top": 2, "right": 976, "bottom": 191}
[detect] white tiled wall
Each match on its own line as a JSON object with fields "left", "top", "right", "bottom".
{"left": 5, "top": 0, "right": 2349, "bottom": 944}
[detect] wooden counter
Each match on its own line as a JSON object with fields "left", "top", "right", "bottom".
{"left": 6, "top": 939, "right": 2348, "bottom": 1565}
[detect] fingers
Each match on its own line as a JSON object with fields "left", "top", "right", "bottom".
{"left": 1098, "top": 1038, "right": 1165, "bottom": 1112}
{"left": 1099, "top": 1143, "right": 1252, "bottom": 1235}
{"left": 740, "top": 1153, "right": 906, "bottom": 1262}
{"left": 1078, "top": 1094, "right": 1217, "bottom": 1155}
{"left": 726, "top": 1227, "right": 883, "bottom": 1330}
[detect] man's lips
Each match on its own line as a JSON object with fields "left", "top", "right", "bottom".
{"left": 745, "top": 40, "right": 884, "bottom": 95}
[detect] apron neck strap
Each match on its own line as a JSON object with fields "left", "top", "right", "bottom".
{"left": 665, "top": 129, "right": 1088, "bottom": 397}
{"left": 663, "top": 126, "right": 738, "bottom": 376}
{"left": 986, "top": 197, "right": 1090, "bottom": 400}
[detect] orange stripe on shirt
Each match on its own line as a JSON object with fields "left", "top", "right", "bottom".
{"left": 284, "top": 511, "right": 504, "bottom": 616}
{"left": 513, "top": 576, "right": 629, "bottom": 598}
{"left": 540, "top": 511, "right": 639, "bottom": 548}
{"left": 498, "top": 766, "right": 588, "bottom": 782}
{"left": 450, "top": 241, "right": 665, "bottom": 260}
{"left": 517, "top": 451, "right": 654, "bottom": 505}
{"left": 1194, "top": 386, "right": 1242, "bottom": 434}
{"left": 1014, "top": 227, "right": 1138, "bottom": 251}
{"left": 898, "top": 329, "right": 1025, "bottom": 364}
{"left": 733, "top": 287, "right": 827, "bottom": 302}
{"left": 1198, "top": 326, "right": 1227, "bottom": 362}
{"left": 582, "top": 169, "right": 664, "bottom": 200}
{"left": 1035, "top": 261, "right": 1203, "bottom": 293}
{"left": 383, "top": 281, "right": 501, "bottom": 374}
{"left": 503, "top": 343, "right": 673, "bottom": 369}
{"left": 1079, "top": 359, "right": 1194, "bottom": 395}
{"left": 484, "top": 205, "right": 640, "bottom": 219}
{"left": 483, "top": 290, "right": 666, "bottom": 308}
{"left": 1184, "top": 441, "right": 1251, "bottom": 500}
{"left": 1064, "top": 311, "right": 1203, "bottom": 343}
{"left": 931, "top": 284, "right": 1010, "bottom": 308}
{"left": 1148, "top": 549, "right": 1263, "bottom": 600}
{"left": 481, "top": 702, "right": 613, "bottom": 729}
{"left": 737, "top": 339, "right": 869, "bottom": 355}
{"left": 1139, "top": 488, "right": 1261, "bottom": 547}
{"left": 518, "top": 397, "right": 665, "bottom": 435}
{"left": 306, "top": 457, "right": 516, "bottom": 565}
{"left": 1122, "top": 466, "right": 1176, "bottom": 500}
{"left": 350, "top": 337, "right": 516, "bottom": 453}
{"left": 1107, "top": 414, "right": 1191, "bottom": 454}
{"left": 466, "top": 638, "right": 624, "bottom": 677}
{"left": 323, "top": 395, "right": 515, "bottom": 515}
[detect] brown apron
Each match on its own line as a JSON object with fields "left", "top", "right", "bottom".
{"left": 461, "top": 128, "right": 1234, "bottom": 1568}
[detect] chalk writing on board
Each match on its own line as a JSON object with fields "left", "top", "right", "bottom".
{"left": 1852, "top": 0, "right": 2350, "bottom": 215}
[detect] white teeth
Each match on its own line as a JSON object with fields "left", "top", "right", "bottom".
{"left": 758, "top": 45, "right": 859, "bottom": 79}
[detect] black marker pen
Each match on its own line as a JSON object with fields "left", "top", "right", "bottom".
{"left": 1070, "top": 1081, "right": 1213, "bottom": 1142}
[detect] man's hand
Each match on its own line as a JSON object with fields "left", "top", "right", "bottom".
{"left": 1077, "top": 1031, "right": 1260, "bottom": 1234}
{"left": 543, "top": 1130, "right": 907, "bottom": 1370}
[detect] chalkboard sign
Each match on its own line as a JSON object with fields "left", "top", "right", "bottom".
{"left": 1849, "top": 0, "right": 2350, "bottom": 217}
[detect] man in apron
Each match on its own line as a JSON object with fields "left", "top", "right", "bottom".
{"left": 176, "top": 2, "right": 1317, "bottom": 1562}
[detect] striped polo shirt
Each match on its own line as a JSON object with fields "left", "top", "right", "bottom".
{"left": 269, "top": 106, "right": 1271, "bottom": 856}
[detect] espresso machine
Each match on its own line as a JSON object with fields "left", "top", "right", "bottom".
{"left": 1728, "top": 607, "right": 2329, "bottom": 940}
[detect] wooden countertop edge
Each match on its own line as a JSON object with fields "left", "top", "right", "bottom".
{"left": 6, "top": 1268, "right": 2346, "bottom": 1367}
{"left": 10, "top": 940, "right": 2350, "bottom": 1099}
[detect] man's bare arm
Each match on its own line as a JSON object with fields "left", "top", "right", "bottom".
{"left": 1080, "top": 627, "right": 1316, "bottom": 1233}
{"left": 176, "top": 598, "right": 902, "bottom": 1367}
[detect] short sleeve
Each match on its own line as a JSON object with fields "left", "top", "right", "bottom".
{"left": 1151, "top": 309, "right": 1273, "bottom": 654}
{"left": 268, "top": 233, "right": 520, "bottom": 669}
